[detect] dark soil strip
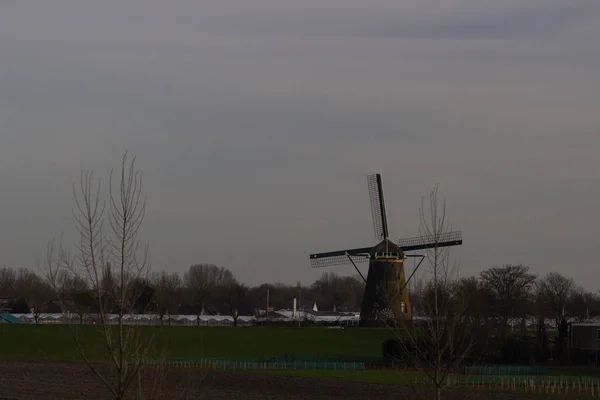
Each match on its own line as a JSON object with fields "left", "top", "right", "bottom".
{"left": 0, "top": 360, "right": 572, "bottom": 399}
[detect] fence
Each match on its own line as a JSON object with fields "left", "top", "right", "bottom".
{"left": 147, "top": 357, "right": 600, "bottom": 396}
{"left": 436, "top": 375, "right": 600, "bottom": 397}
{"left": 452, "top": 373, "right": 599, "bottom": 385}
{"left": 464, "top": 365, "right": 548, "bottom": 375}
{"left": 143, "top": 357, "right": 365, "bottom": 371}
{"left": 257, "top": 354, "right": 381, "bottom": 364}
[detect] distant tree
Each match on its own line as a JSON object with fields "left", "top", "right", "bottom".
{"left": 256, "top": 283, "right": 292, "bottom": 311}
{"left": 59, "top": 272, "right": 93, "bottom": 321}
{"left": 480, "top": 264, "right": 536, "bottom": 341}
{"left": 184, "top": 263, "right": 237, "bottom": 317}
{"left": 311, "top": 272, "right": 364, "bottom": 311}
{"left": 0, "top": 267, "right": 16, "bottom": 296}
{"left": 566, "top": 286, "right": 598, "bottom": 322}
{"left": 224, "top": 283, "right": 248, "bottom": 325}
{"left": 455, "top": 277, "right": 488, "bottom": 323}
{"left": 590, "top": 292, "right": 600, "bottom": 317}
{"left": 128, "top": 277, "right": 156, "bottom": 314}
{"left": 11, "top": 297, "right": 30, "bottom": 313}
{"left": 12, "top": 268, "right": 53, "bottom": 322}
{"left": 152, "top": 271, "right": 182, "bottom": 324}
{"left": 244, "top": 285, "right": 266, "bottom": 316}
{"left": 311, "top": 272, "right": 339, "bottom": 310}
{"left": 535, "top": 272, "right": 575, "bottom": 328}
{"left": 535, "top": 315, "right": 549, "bottom": 361}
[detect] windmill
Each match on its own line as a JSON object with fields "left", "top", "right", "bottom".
{"left": 309, "top": 174, "right": 463, "bottom": 326}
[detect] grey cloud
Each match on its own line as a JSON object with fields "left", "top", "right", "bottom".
{"left": 357, "top": 2, "right": 598, "bottom": 39}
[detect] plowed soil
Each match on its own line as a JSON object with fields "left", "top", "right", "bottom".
{"left": 0, "top": 361, "right": 562, "bottom": 399}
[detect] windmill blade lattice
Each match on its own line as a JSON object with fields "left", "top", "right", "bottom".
{"left": 367, "top": 174, "right": 388, "bottom": 241}
{"left": 398, "top": 230, "right": 463, "bottom": 252}
{"left": 310, "top": 253, "right": 370, "bottom": 268}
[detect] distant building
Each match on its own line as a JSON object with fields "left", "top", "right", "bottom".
{"left": 570, "top": 322, "right": 600, "bottom": 351}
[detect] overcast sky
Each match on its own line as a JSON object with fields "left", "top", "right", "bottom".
{"left": 1, "top": 0, "right": 599, "bottom": 288}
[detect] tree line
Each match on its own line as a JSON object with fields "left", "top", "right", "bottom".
{"left": 0, "top": 264, "right": 366, "bottom": 320}
{"left": 2, "top": 262, "right": 599, "bottom": 327}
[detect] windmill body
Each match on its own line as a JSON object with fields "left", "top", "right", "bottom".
{"left": 309, "top": 174, "right": 462, "bottom": 326}
{"left": 359, "top": 239, "right": 411, "bottom": 325}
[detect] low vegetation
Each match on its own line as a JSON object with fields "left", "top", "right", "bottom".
{"left": 0, "top": 324, "right": 392, "bottom": 361}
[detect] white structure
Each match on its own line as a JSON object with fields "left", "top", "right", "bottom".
{"left": 293, "top": 298, "right": 297, "bottom": 318}
{"left": 8, "top": 311, "right": 362, "bottom": 326}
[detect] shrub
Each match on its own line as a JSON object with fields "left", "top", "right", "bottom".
{"left": 382, "top": 338, "right": 402, "bottom": 360}
{"left": 381, "top": 337, "right": 427, "bottom": 367}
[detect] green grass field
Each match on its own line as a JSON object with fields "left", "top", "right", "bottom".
{"left": 6, "top": 323, "right": 600, "bottom": 395}
{"left": 0, "top": 324, "right": 392, "bottom": 362}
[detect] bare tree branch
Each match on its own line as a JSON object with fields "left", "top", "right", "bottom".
{"left": 41, "top": 152, "right": 168, "bottom": 400}
{"left": 387, "top": 184, "right": 481, "bottom": 400}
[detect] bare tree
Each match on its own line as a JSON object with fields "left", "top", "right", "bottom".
{"left": 390, "top": 184, "right": 477, "bottom": 400}
{"left": 224, "top": 283, "right": 248, "bottom": 325}
{"left": 567, "top": 286, "right": 594, "bottom": 322}
{"left": 310, "top": 272, "right": 365, "bottom": 311}
{"left": 12, "top": 267, "right": 53, "bottom": 322}
{"left": 480, "top": 264, "right": 536, "bottom": 341}
{"left": 0, "top": 267, "right": 16, "bottom": 295}
{"left": 44, "top": 152, "right": 168, "bottom": 400}
{"left": 58, "top": 271, "right": 93, "bottom": 323}
{"left": 152, "top": 271, "right": 182, "bottom": 325}
{"left": 0, "top": 267, "right": 17, "bottom": 313}
{"left": 454, "top": 277, "right": 488, "bottom": 323}
{"left": 535, "top": 272, "right": 575, "bottom": 328}
{"left": 184, "top": 263, "right": 237, "bottom": 318}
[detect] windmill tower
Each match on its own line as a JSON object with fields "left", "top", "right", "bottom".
{"left": 309, "top": 174, "right": 463, "bottom": 326}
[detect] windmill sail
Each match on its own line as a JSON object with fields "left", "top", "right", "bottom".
{"left": 309, "top": 247, "right": 372, "bottom": 268}
{"left": 367, "top": 174, "right": 389, "bottom": 241}
{"left": 398, "top": 230, "right": 463, "bottom": 252}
